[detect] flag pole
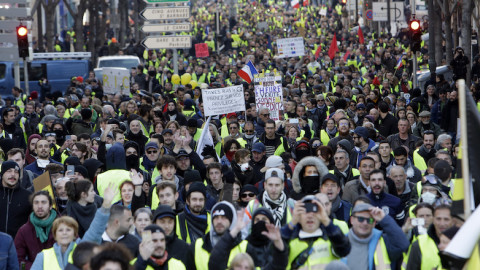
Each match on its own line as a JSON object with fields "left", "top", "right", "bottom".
{"left": 458, "top": 79, "right": 472, "bottom": 220}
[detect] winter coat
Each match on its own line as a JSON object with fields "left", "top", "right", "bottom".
{"left": 0, "top": 185, "right": 32, "bottom": 238}
{"left": 291, "top": 156, "right": 330, "bottom": 200}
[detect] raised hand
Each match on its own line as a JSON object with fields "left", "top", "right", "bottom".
{"left": 102, "top": 182, "right": 119, "bottom": 208}
{"left": 139, "top": 238, "right": 155, "bottom": 260}
{"left": 370, "top": 206, "right": 386, "bottom": 222}
{"left": 130, "top": 169, "right": 144, "bottom": 186}
{"left": 262, "top": 223, "right": 285, "bottom": 251}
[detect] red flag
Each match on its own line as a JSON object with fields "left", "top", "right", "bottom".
{"left": 303, "top": 0, "right": 309, "bottom": 6}
{"left": 343, "top": 50, "right": 350, "bottom": 61}
{"left": 328, "top": 34, "right": 338, "bottom": 60}
{"left": 314, "top": 44, "right": 322, "bottom": 60}
{"left": 358, "top": 27, "right": 365, "bottom": 44}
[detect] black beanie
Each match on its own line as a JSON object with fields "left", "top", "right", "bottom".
{"left": 252, "top": 207, "right": 274, "bottom": 224}
{"left": 212, "top": 202, "right": 234, "bottom": 224}
{"left": 240, "top": 184, "right": 259, "bottom": 195}
{"left": 184, "top": 169, "right": 202, "bottom": 185}
{"left": 144, "top": 224, "right": 165, "bottom": 236}
{"left": 0, "top": 160, "right": 20, "bottom": 180}
{"left": 186, "top": 182, "right": 206, "bottom": 199}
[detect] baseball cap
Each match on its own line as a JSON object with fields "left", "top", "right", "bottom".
{"left": 260, "top": 155, "right": 284, "bottom": 172}
{"left": 265, "top": 168, "right": 284, "bottom": 182}
{"left": 175, "top": 149, "right": 189, "bottom": 158}
{"left": 320, "top": 173, "right": 341, "bottom": 186}
{"left": 252, "top": 142, "right": 266, "bottom": 153}
{"left": 351, "top": 203, "right": 374, "bottom": 214}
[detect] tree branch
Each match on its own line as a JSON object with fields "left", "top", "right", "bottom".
{"left": 62, "top": 0, "right": 76, "bottom": 16}
{"left": 435, "top": 0, "right": 446, "bottom": 14}
{"left": 449, "top": 0, "right": 459, "bottom": 14}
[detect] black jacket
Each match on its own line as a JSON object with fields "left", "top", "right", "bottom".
{"left": 377, "top": 113, "right": 398, "bottom": 138}
{"left": 0, "top": 184, "right": 32, "bottom": 238}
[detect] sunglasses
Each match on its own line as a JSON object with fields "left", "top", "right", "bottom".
{"left": 353, "top": 216, "right": 375, "bottom": 224}
{"left": 147, "top": 150, "right": 158, "bottom": 154}
{"left": 244, "top": 129, "right": 254, "bottom": 134}
{"left": 262, "top": 113, "right": 270, "bottom": 117}
{"left": 241, "top": 193, "right": 255, "bottom": 198}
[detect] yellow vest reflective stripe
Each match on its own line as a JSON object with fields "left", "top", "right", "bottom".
{"left": 176, "top": 213, "right": 211, "bottom": 244}
{"left": 14, "top": 94, "right": 26, "bottom": 113}
{"left": 96, "top": 170, "right": 131, "bottom": 203}
{"left": 287, "top": 237, "right": 337, "bottom": 269}
{"left": 227, "top": 240, "right": 249, "bottom": 266}
{"left": 183, "top": 110, "right": 196, "bottom": 118}
{"left": 20, "top": 117, "right": 27, "bottom": 144}
{"left": 236, "top": 138, "right": 247, "bottom": 148}
{"left": 42, "top": 244, "right": 75, "bottom": 270}
{"left": 151, "top": 186, "right": 160, "bottom": 210}
{"left": 413, "top": 149, "right": 427, "bottom": 173}
{"left": 194, "top": 238, "right": 210, "bottom": 270}
{"left": 130, "top": 257, "right": 186, "bottom": 270}
{"left": 374, "top": 237, "right": 391, "bottom": 269}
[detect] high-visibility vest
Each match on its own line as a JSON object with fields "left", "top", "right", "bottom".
{"left": 96, "top": 169, "right": 131, "bottom": 204}
{"left": 333, "top": 219, "right": 349, "bottom": 234}
{"left": 139, "top": 121, "right": 153, "bottom": 137}
{"left": 402, "top": 234, "right": 440, "bottom": 270}
{"left": 14, "top": 94, "right": 26, "bottom": 113}
{"left": 175, "top": 212, "right": 211, "bottom": 244}
{"left": 287, "top": 237, "right": 339, "bottom": 269}
{"left": 413, "top": 149, "right": 428, "bottom": 173}
{"left": 130, "top": 257, "right": 186, "bottom": 270}
{"left": 320, "top": 130, "right": 338, "bottom": 146}
{"left": 42, "top": 243, "right": 75, "bottom": 270}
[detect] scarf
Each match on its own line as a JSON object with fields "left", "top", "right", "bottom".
{"left": 142, "top": 155, "right": 157, "bottom": 171}
{"left": 183, "top": 206, "right": 208, "bottom": 242}
{"left": 331, "top": 195, "right": 342, "bottom": 215}
{"left": 326, "top": 126, "right": 338, "bottom": 137}
{"left": 30, "top": 210, "right": 57, "bottom": 243}
{"left": 262, "top": 192, "right": 287, "bottom": 226}
{"left": 66, "top": 200, "right": 97, "bottom": 237}
{"left": 150, "top": 251, "right": 169, "bottom": 266}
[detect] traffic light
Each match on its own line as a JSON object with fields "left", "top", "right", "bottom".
{"left": 340, "top": 0, "right": 347, "bottom": 4}
{"left": 409, "top": 19, "right": 422, "bottom": 53}
{"left": 16, "top": 25, "right": 29, "bottom": 59}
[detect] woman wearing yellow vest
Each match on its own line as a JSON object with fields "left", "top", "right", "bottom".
{"left": 31, "top": 184, "right": 117, "bottom": 270}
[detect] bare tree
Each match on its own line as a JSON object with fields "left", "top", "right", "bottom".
{"left": 63, "top": 0, "right": 89, "bottom": 52}
{"left": 40, "top": 0, "right": 60, "bottom": 52}
{"left": 436, "top": 0, "right": 459, "bottom": 65}
{"left": 428, "top": 0, "right": 437, "bottom": 74}
{"left": 433, "top": 0, "right": 442, "bottom": 66}
{"left": 118, "top": 0, "right": 128, "bottom": 47}
{"left": 461, "top": 0, "right": 473, "bottom": 85}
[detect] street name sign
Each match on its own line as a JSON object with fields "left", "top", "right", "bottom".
{"left": 142, "top": 36, "right": 192, "bottom": 49}
{"left": 141, "top": 23, "right": 191, "bottom": 32}
{"left": 140, "top": 7, "right": 190, "bottom": 20}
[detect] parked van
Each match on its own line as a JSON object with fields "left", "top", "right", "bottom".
{"left": 94, "top": 55, "right": 141, "bottom": 79}
{"left": 0, "top": 59, "right": 90, "bottom": 96}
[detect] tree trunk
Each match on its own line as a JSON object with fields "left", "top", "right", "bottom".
{"left": 428, "top": 0, "right": 437, "bottom": 74}
{"left": 434, "top": 0, "right": 443, "bottom": 66}
{"left": 461, "top": 0, "right": 473, "bottom": 85}
{"left": 132, "top": 0, "right": 139, "bottom": 42}
{"left": 444, "top": 12, "right": 453, "bottom": 65}
{"left": 118, "top": 0, "right": 127, "bottom": 47}
{"left": 42, "top": 0, "right": 60, "bottom": 52}
{"left": 37, "top": 4, "right": 44, "bottom": 52}
{"left": 88, "top": 3, "right": 96, "bottom": 63}
{"left": 63, "top": 0, "right": 88, "bottom": 52}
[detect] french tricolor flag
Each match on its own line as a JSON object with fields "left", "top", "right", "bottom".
{"left": 396, "top": 53, "right": 406, "bottom": 69}
{"left": 291, "top": 0, "right": 300, "bottom": 8}
{"left": 238, "top": 60, "right": 258, "bottom": 84}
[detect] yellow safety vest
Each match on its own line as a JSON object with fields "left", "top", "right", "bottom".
{"left": 175, "top": 212, "right": 211, "bottom": 244}
{"left": 287, "top": 237, "right": 339, "bottom": 269}
{"left": 333, "top": 219, "right": 349, "bottom": 234}
{"left": 320, "top": 130, "right": 338, "bottom": 146}
{"left": 402, "top": 234, "right": 440, "bottom": 270}
{"left": 14, "top": 94, "right": 26, "bottom": 113}
{"left": 130, "top": 257, "right": 186, "bottom": 270}
{"left": 42, "top": 243, "right": 75, "bottom": 270}
{"left": 413, "top": 149, "right": 427, "bottom": 173}
{"left": 96, "top": 169, "right": 131, "bottom": 203}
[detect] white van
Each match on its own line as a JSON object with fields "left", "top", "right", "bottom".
{"left": 94, "top": 55, "right": 141, "bottom": 79}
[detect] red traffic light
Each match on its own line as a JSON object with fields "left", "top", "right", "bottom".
{"left": 409, "top": 20, "right": 420, "bottom": 31}
{"left": 340, "top": 0, "right": 347, "bottom": 4}
{"left": 17, "top": 26, "right": 28, "bottom": 37}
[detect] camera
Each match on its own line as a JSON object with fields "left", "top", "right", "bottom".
{"left": 304, "top": 201, "right": 318, "bottom": 213}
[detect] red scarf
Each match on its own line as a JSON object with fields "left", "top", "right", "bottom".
{"left": 150, "top": 251, "right": 168, "bottom": 266}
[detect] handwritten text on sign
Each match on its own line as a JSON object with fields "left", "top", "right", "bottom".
{"left": 102, "top": 68, "right": 130, "bottom": 95}
{"left": 255, "top": 77, "right": 283, "bottom": 120}
{"left": 202, "top": 85, "right": 245, "bottom": 116}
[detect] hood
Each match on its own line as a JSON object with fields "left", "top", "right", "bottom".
{"left": 106, "top": 142, "right": 127, "bottom": 170}
{"left": 291, "top": 156, "right": 329, "bottom": 194}
{"left": 83, "top": 158, "right": 104, "bottom": 181}
{"left": 210, "top": 201, "right": 237, "bottom": 246}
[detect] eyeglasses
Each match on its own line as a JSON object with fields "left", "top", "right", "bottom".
{"left": 241, "top": 193, "right": 255, "bottom": 198}
{"left": 147, "top": 150, "right": 158, "bottom": 154}
{"left": 244, "top": 129, "right": 254, "bottom": 134}
{"left": 317, "top": 99, "right": 325, "bottom": 102}
{"left": 353, "top": 216, "right": 375, "bottom": 224}
{"left": 339, "top": 122, "right": 349, "bottom": 126}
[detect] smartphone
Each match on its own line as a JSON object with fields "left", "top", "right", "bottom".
{"left": 67, "top": 165, "right": 75, "bottom": 176}
{"left": 411, "top": 218, "right": 425, "bottom": 227}
{"left": 289, "top": 118, "right": 299, "bottom": 124}
{"left": 66, "top": 135, "right": 71, "bottom": 141}
{"left": 304, "top": 201, "right": 318, "bottom": 213}
{"left": 142, "top": 230, "right": 152, "bottom": 242}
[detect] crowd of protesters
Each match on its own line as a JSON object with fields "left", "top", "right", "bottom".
{"left": 0, "top": 0, "right": 479, "bottom": 269}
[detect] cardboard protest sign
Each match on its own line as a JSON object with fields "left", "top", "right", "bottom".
{"left": 195, "top": 43, "right": 209, "bottom": 57}
{"left": 254, "top": 75, "right": 283, "bottom": 121}
{"left": 102, "top": 68, "right": 130, "bottom": 95}
{"left": 276, "top": 37, "right": 305, "bottom": 58}
{"left": 33, "top": 171, "right": 57, "bottom": 209}
{"left": 202, "top": 85, "right": 245, "bottom": 116}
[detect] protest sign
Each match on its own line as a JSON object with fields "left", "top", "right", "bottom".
{"left": 202, "top": 85, "right": 245, "bottom": 116}
{"left": 254, "top": 75, "right": 283, "bottom": 121}
{"left": 33, "top": 171, "right": 57, "bottom": 209}
{"left": 195, "top": 43, "right": 209, "bottom": 57}
{"left": 276, "top": 37, "right": 305, "bottom": 58}
{"left": 102, "top": 68, "right": 130, "bottom": 95}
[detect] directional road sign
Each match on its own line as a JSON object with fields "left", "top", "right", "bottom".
{"left": 141, "top": 23, "right": 191, "bottom": 33}
{"left": 372, "top": 2, "right": 404, "bottom": 22}
{"left": 142, "top": 36, "right": 192, "bottom": 49}
{"left": 140, "top": 7, "right": 190, "bottom": 21}
{"left": 144, "top": 0, "right": 188, "bottom": 2}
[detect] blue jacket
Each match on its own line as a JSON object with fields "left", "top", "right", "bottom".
{"left": 367, "top": 192, "right": 405, "bottom": 226}
{"left": 0, "top": 232, "right": 19, "bottom": 270}
{"left": 30, "top": 207, "right": 110, "bottom": 270}
{"left": 24, "top": 158, "right": 63, "bottom": 177}
{"left": 354, "top": 139, "right": 378, "bottom": 168}
{"left": 343, "top": 215, "right": 409, "bottom": 270}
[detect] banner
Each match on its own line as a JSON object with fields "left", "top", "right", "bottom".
{"left": 195, "top": 43, "right": 209, "bottom": 58}
{"left": 254, "top": 75, "right": 283, "bottom": 121}
{"left": 202, "top": 85, "right": 245, "bottom": 116}
{"left": 195, "top": 116, "right": 220, "bottom": 161}
{"left": 102, "top": 68, "right": 130, "bottom": 95}
{"left": 33, "top": 171, "right": 57, "bottom": 209}
{"left": 276, "top": 37, "right": 305, "bottom": 58}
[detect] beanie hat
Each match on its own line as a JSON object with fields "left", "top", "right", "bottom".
{"left": 434, "top": 160, "right": 452, "bottom": 182}
{"left": 337, "top": 139, "right": 352, "bottom": 155}
{"left": 240, "top": 184, "right": 259, "bottom": 196}
{"left": 0, "top": 160, "right": 20, "bottom": 179}
{"left": 184, "top": 169, "right": 203, "bottom": 186}
{"left": 153, "top": 205, "right": 176, "bottom": 221}
{"left": 211, "top": 202, "right": 234, "bottom": 224}
{"left": 186, "top": 181, "right": 206, "bottom": 199}
{"left": 143, "top": 224, "right": 165, "bottom": 236}
{"left": 74, "top": 165, "right": 89, "bottom": 179}
{"left": 252, "top": 207, "right": 274, "bottom": 224}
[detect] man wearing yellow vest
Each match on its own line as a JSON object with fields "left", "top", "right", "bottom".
{"left": 344, "top": 203, "right": 409, "bottom": 269}
{"left": 192, "top": 201, "right": 238, "bottom": 270}
{"left": 404, "top": 204, "right": 454, "bottom": 269}
{"left": 12, "top": 86, "right": 27, "bottom": 113}
{"left": 132, "top": 224, "right": 186, "bottom": 270}
{"left": 281, "top": 195, "right": 351, "bottom": 269}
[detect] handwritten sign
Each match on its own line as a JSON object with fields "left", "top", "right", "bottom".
{"left": 195, "top": 43, "right": 209, "bottom": 58}
{"left": 102, "top": 68, "right": 130, "bottom": 95}
{"left": 202, "top": 85, "right": 245, "bottom": 116}
{"left": 277, "top": 37, "right": 305, "bottom": 58}
{"left": 254, "top": 75, "right": 283, "bottom": 121}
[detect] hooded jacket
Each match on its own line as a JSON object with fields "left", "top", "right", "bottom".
{"left": 0, "top": 184, "right": 33, "bottom": 238}
{"left": 291, "top": 156, "right": 329, "bottom": 200}
{"left": 353, "top": 139, "right": 379, "bottom": 168}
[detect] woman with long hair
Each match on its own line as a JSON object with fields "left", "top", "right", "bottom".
{"left": 65, "top": 180, "right": 100, "bottom": 238}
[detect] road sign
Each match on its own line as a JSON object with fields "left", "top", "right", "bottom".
{"left": 144, "top": 0, "right": 188, "bottom": 2}
{"left": 142, "top": 36, "right": 192, "bottom": 49}
{"left": 0, "top": 7, "right": 30, "bottom": 18}
{"left": 366, "top": 9, "right": 373, "bottom": 20}
{"left": 372, "top": 2, "right": 404, "bottom": 22}
{"left": 141, "top": 23, "right": 191, "bottom": 33}
{"left": 140, "top": 7, "right": 190, "bottom": 21}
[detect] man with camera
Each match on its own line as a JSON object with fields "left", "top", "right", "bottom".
{"left": 450, "top": 47, "right": 469, "bottom": 81}
{"left": 281, "top": 195, "right": 351, "bottom": 269}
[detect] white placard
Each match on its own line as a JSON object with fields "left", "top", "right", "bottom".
{"left": 102, "top": 68, "right": 130, "bottom": 95}
{"left": 276, "top": 37, "right": 305, "bottom": 58}
{"left": 254, "top": 76, "right": 283, "bottom": 121}
{"left": 202, "top": 85, "right": 245, "bottom": 116}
